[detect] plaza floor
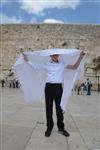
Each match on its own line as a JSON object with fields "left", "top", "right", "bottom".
{"left": 0, "top": 86, "right": 100, "bottom": 150}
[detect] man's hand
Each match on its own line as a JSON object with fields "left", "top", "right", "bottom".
{"left": 80, "top": 51, "right": 85, "bottom": 59}
{"left": 23, "top": 53, "right": 29, "bottom": 62}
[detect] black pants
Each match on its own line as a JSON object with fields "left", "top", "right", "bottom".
{"left": 45, "top": 83, "right": 64, "bottom": 131}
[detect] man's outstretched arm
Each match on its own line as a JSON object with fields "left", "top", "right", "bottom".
{"left": 67, "top": 51, "right": 85, "bottom": 70}
{"left": 22, "top": 53, "right": 47, "bottom": 70}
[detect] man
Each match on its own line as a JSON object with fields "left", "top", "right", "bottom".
{"left": 23, "top": 51, "right": 85, "bottom": 137}
{"left": 1, "top": 79, "right": 5, "bottom": 87}
{"left": 86, "top": 78, "right": 92, "bottom": 95}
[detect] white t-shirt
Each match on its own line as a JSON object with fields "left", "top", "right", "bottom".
{"left": 28, "top": 61, "right": 66, "bottom": 83}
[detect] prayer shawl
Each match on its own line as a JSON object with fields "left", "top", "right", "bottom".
{"left": 14, "top": 48, "right": 85, "bottom": 112}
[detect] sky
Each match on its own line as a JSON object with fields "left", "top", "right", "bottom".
{"left": 0, "top": 0, "right": 100, "bottom": 24}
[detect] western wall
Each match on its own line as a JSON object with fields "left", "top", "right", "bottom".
{"left": 0, "top": 24, "right": 100, "bottom": 90}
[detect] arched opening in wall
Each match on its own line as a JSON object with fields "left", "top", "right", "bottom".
{"left": 76, "top": 47, "right": 79, "bottom": 50}
{"left": 98, "top": 35, "right": 100, "bottom": 39}
{"left": 5, "top": 31, "right": 8, "bottom": 34}
{"left": 61, "top": 42, "right": 67, "bottom": 47}
{"left": 36, "top": 38, "right": 40, "bottom": 41}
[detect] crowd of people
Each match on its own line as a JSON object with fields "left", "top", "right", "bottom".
{"left": 76, "top": 78, "right": 92, "bottom": 95}
{"left": 1, "top": 79, "right": 20, "bottom": 88}
{"left": 1, "top": 78, "right": 93, "bottom": 95}
{"left": 1, "top": 77, "right": 93, "bottom": 96}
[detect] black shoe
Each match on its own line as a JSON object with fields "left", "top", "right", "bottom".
{"left": 63, "top": 130, "right": 70, "bottom": 137}
{"left": 45, "top": 130, "right": 52, "bottom": 137}
{"left": 59, "top": 130, "right": 70, "bottom": 137}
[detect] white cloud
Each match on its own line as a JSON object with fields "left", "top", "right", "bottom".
{"left": 19, "top": 0, "right": 80, "bottom": 15}
{"left": 43, "top": 18, "right": 64, "bottom": 24}
{"left": 0, "top": 13, "right": 23, "bottom": 24}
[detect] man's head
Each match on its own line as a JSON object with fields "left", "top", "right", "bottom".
{"left": 50, "top": 54, "right": 59, "bottom": 62}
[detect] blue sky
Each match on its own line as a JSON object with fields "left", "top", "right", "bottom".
{"left": 0, "top": 0, "right": 100, "bottom": 24}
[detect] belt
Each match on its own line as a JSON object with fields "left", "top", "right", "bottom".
{"left": 46, "top": 82, "right": 62, "bottom": 85}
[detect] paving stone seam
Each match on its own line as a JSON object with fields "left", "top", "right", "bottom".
{"left": 66, "top": 139, "right": 70, "bottom": 150}
{"left": 67, "top": 109, "right": 89, "bottom": 150}
{"left": 23, "top": 110, "right": 43, "bottom": 150}
{"left": 23, "top": 121, "right": 38, "bottom": 150}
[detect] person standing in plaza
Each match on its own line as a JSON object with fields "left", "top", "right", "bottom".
{"left": 1, "top": 79, "right": 5, "bottom": 87}
{"left": 86, "top": 78, "right": 92, "bottom": 95}
{"left": 22, "top": 50, "right": 85, "bottom": 137}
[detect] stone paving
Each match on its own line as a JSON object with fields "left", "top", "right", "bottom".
{"left": 0, "top": 86, "right": 100, "bottom": 150}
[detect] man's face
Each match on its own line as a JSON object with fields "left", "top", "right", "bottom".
{"left": 50, "top": 54, "right": 59, "bottom": 62}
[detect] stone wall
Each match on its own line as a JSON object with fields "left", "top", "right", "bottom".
{"left": 0, "top": 24, "right": 100, "bottom": 89}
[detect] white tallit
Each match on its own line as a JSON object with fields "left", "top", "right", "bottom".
{"left": 14, "top": 48, "right": 85, "bottom": 112}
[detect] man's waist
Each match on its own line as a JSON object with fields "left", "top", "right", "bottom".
{"left": 46, "top": 82, "right": 62, "bottom": 85}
